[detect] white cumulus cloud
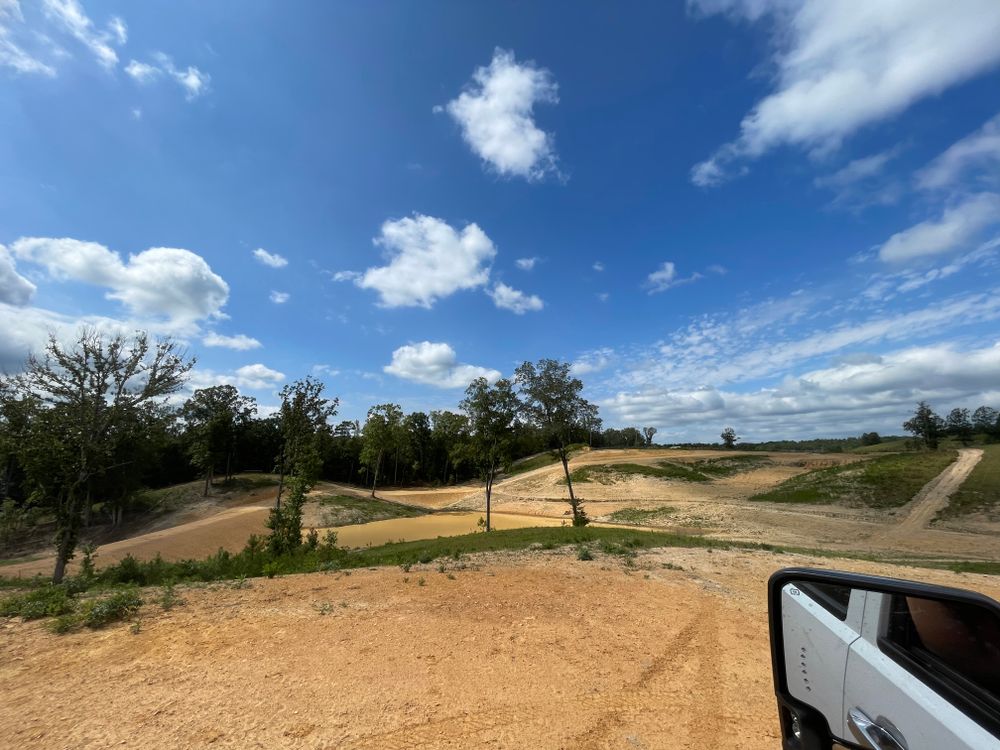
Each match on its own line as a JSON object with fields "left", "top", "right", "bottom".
{"left": 269, "top": 291, "right": 290, "bottom": 304}
{"left": 442, "top": 48, "right": 559, "bottom": 180}
{"left": 11, "top": 237, "right": 229, "bottom": 322}
{"left": 689, "top": 0, "right": 1000, "bottom": 185}
{"left": 202, "top": 332, "right": 262, "bottom": 351}
{"left": 515, "top": 257, "right": 538, "bottom": 271}
{"left": 0, "top": 244, "right": 36, "bottom": 306}
{"left": 252, "top": 248, "right": 288, "bottom": 268}
{"left": 878, "top": 193, "right": 1000, "bottom": 263}
{"left": 384, "top": 341, "right": 501, "bottom": 389}
{"left": 345, "top": 214, "right": 496, "bottom": 308}
{"left": 488, "top": 282, "right": 543, "bottom": 314}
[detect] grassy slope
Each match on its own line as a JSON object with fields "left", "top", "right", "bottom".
{"left": 850, "top": 438, "right": 914, "bottom": 454}
{"left": 315, "top": 494, "right": 426, "bottom": 526}
{"left": 134, "top": 474, "right": 280, "bottom": 513}
{"left": 693, "top": 455, "right": 773, "bottom": 476}
{"left": 568, "top": 455, "right": 773, "bottom": 485}
{"left": 567, "top": 462, "right": 710, "bottom": 484}
{"left": 606, "top": 506, "right": 676, "bottom": 524}
{"left": 506, "top": 445, "right": 588, "bottom": 476}
{"left": 939, "top": 444, "right": 1000, "bottom": 519}
{"left": 750, "top": 451, "right": 957, "bottom": 508}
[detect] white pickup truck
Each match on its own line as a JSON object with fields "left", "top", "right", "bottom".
{"left": 769, "top": 568, "right": 1000, "bottom": 750}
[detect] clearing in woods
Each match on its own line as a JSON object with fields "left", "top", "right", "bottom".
{"left": 2, "top": 447, "right": 999, "bottom": 750}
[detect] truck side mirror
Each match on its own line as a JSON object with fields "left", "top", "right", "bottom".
{"left": 768, "top": 567, "right": 1000, "bottom": 750}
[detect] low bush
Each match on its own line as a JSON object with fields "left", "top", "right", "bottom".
{"left": 80, "top": 588, "right": 142, "bottom": 628}
{"left": 0, "top": 584, "right": 76, "bottom": 620}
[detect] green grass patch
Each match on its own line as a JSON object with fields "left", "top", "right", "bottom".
{"left": 316, "top": 494, "right": 426, "bottom": 526}
{"left": 692, "top": 455, "right": 774, "bottom": 477}
{"left": 851, "top": 438, "right": 917, "bottom": 454}
{"left": 750, "top": 451, "right": 957, "bottom": 508}
{"left": 566, "top": 462, "right": 710, "bottom": 484}
{"left": 606, "top": 506, "right": 676, "bottom": 524}
{"left": 939, "top": 444, "right": 1000, "bottom": 520}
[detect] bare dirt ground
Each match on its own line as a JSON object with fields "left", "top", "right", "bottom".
{"left": 445, "top": 448, "right": 1000, "bottom": 561}
{"left": 4, "top": 547, "right": 1000, "bottom": 750}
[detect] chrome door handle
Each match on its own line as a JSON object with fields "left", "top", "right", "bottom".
{"left": 848, "top": 708, "right": 908, "bottom": 750}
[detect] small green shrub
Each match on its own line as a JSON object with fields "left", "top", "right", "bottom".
{"left": 1, "top": 585, "right": 76, "bottom": 620}
{"left": 262, "top": 562, "right": 279, "bottom": 579}
{"left": 158, "top": 583, "right": 183, "bottom": 611}
{"left": 78, "top": 542, "right": 98, "bottom": 581}
{"left": 576, "top": 545, "right": 594, "bottom": 561}
{"left": 48, "top": 614, "right": 79, "bottom": 634}
{"left": 80, "top": 588, "right": 142, "bottom": 628}
{"left": 305, "top": 528, "right": 319, "bottom": 551}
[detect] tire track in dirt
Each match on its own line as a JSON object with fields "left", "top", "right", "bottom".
{"left": 573, "top": 598, "right": 717, "bottom": 749}
{"left": 343, "top": 601, "right": 709, "bottom": 750}
{"left": 871, "top": 448, "right": 983, "bottom": 545}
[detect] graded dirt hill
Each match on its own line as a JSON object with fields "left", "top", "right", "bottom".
{"left": 3, "top": 547, "right": 999, "bottom": 749}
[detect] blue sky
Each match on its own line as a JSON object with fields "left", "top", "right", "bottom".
{"left": 2, "top": 0, "right": 1000, "bottom": 441}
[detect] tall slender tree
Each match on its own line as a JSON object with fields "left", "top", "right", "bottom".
{"left": 361, "top": 403, "right": 403, "bottom": 497}
{"left": 267, "top": 377, "right": 337, "bottom": 553}
{"left": 514, "top": 359, "right": 596, "bottom": 526}
{"left": 461, "top": 377, "right": 520, "bottom": 532}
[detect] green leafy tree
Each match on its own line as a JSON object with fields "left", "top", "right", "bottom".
{"left": 267, "top": 378, "right": 337, "bottom": 554}
{"left": 514, "top": 359, "right": 597, "bottom": 526}
{"left": 972, "top": 406, "right": 999, "bottom": 440}
{"left": 182, "top": 385, "right": 257, "bottom": 496}
{"left": 945, "top": 407, "right": 974, "bottom": 446}
{"left": 720, "top": 427, "right": 738, "bottom": 449}
{"left": 1, "top": 330, "right": 192, "bottom": 582}
{"left": 430, "top": 410, "right": 470, "bottom": 484}
{"left": 361, "top": 403, "right": 403, "bottom": 497}
{"left": 903, "top": 401, "right": 945, "bottom": 450}
{"left": 461, "top": 377, "right": 520, "bottom": 531}
{"left": 860, "top": 432, "right": 881, "bottom": 446}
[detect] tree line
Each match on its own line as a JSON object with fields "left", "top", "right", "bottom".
{"left": 902, "top": 401, "right": 1000, "bottom": 450}
{"left": 0, "top": 330, "right": 672, "bottom": 582}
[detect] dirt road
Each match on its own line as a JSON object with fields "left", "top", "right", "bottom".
{"left": 3, "top": 548, "right": 999, "bottom": 749}
{"left": 883, "top": 448, "right": 984, "bottom": 537}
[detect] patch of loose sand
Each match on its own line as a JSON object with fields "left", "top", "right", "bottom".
{"left": 3, "top": 548, "right": 999, "bottom": 749}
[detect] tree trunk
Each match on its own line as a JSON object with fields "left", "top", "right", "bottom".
{"left": 225, "top": 450, "right": 232, "bottom": 483}
{"left": 82, "top": 483, "right": 92, "bottom": 527}
{"left": 393, "top": 449, "right": 398, "bottom": 486}
{"left": 558, "top": 446, "right": 579, "bottom": 522}
{"left": 52, "top": 546, "right": 70, "bottom": 584}
{"left": 276, "top": 447, "right": 286, "bottom": 509}
{"left": 371, "top": 450, "right": 382, "bottom": 498}
{"left": 203, "top": 468, "right": 211, "bottom": 497}
{"left": 485, "top": 466, "right": 493, "bottom": 532}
